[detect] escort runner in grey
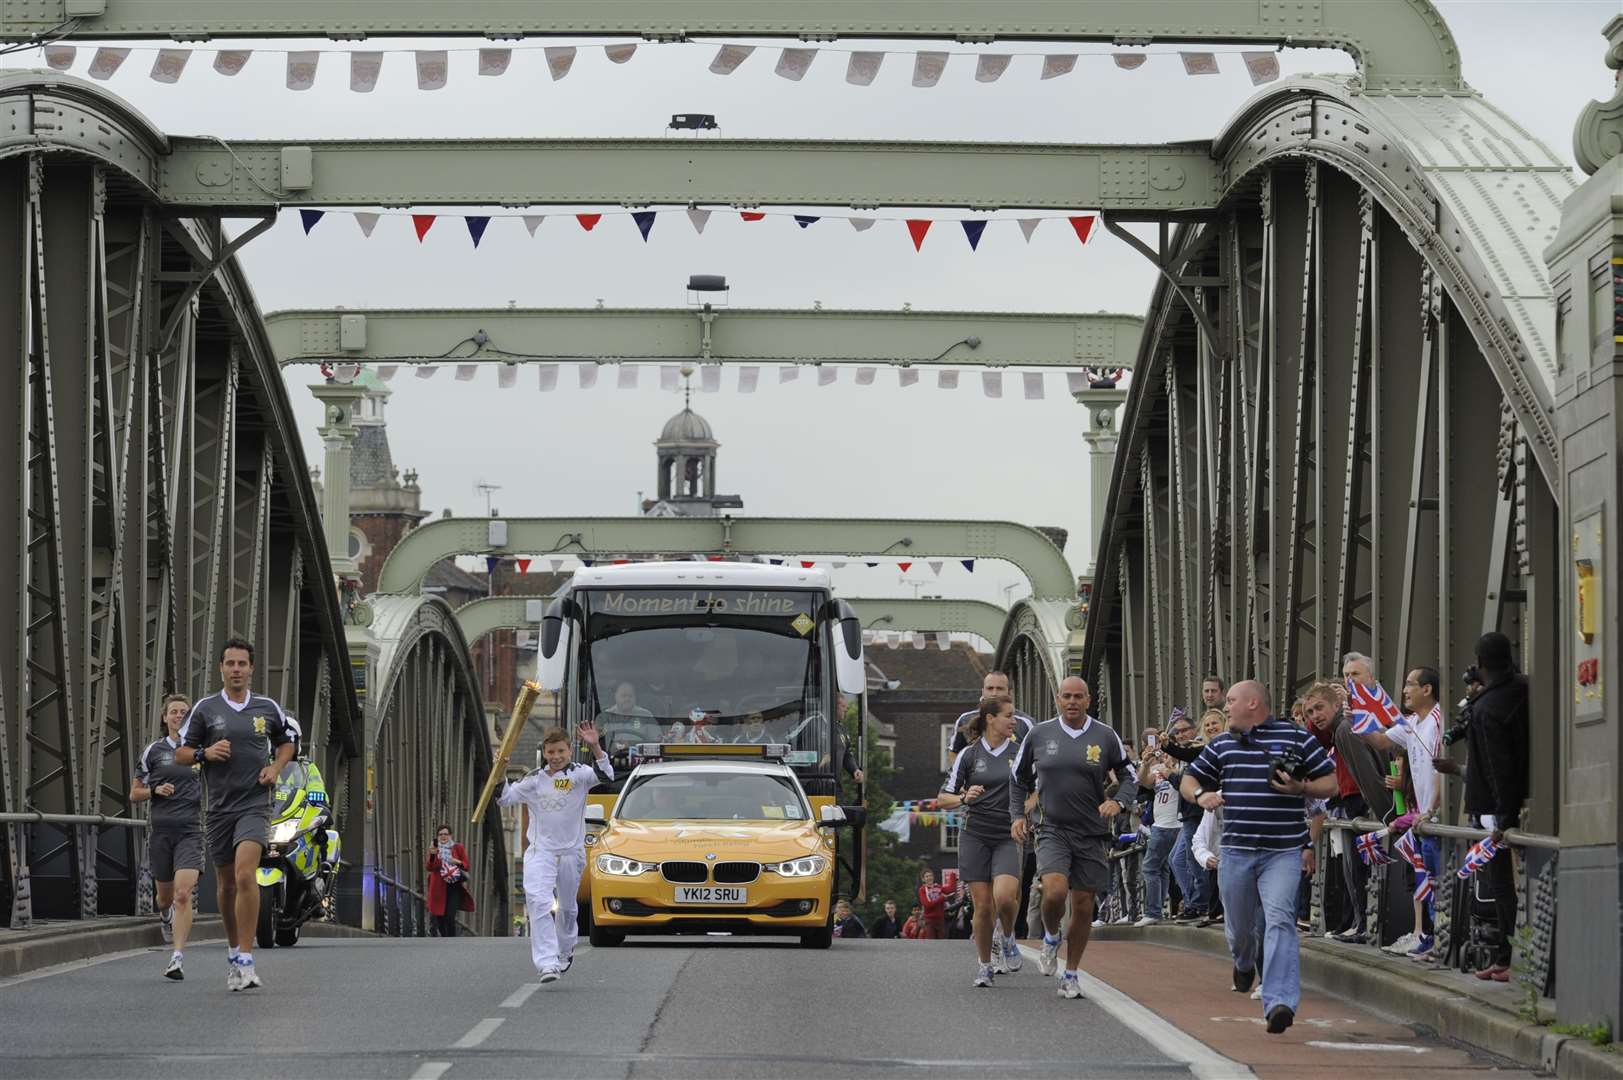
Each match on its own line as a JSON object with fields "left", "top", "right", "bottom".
{"left": 135, "top": 734, "right": 204, "bottom": 880}
{"left": 945, "top": 733, "right": 1020, "bottom": 882}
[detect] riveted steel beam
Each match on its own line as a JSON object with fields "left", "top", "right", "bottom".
{"left": 159, "top": 137, "right": 1220, "bottom": 213}
{"left": 265, "top": 308, "right": 1143, "bottom": 370}
{"left": 375, "top": 517, "right": 1076, "bottom": 601}
{"left": 2, "top": 0, "right": 1465, "bottom": 91}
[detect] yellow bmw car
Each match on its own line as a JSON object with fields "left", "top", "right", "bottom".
{"left": 584, "top": 748, "right": 850, "bottom": 948}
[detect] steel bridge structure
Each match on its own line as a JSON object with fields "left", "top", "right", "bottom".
{"left": 3, "top": 0, "right": 1623, "bottom": 1029}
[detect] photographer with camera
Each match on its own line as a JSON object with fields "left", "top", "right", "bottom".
{"left": 1461, "top": 632, "right": 1529, "bottom": 981}
{"left": 1180, "top": 681, "right": 1336, "bottom": 1034}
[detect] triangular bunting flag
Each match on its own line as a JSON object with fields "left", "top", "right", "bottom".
{"left": 801, "top": 561, "right": 816, "bottom": 569}
{"left": 818, "top": 367, "right": 838, "bottom": 386}
{"left": 775, "top": 48, "right": 815, "bottom": 81}
{"left": 549, "top": 559, "right": 565, "bottom": 572}
{"left": 577, "top": 214, "right": 602, "bottom": 231}
{"left": 522, "top": 214, "right": 545, "bottom": 236}
{"left": 545, "top": 46, "right": 577, "bottom": 81}
{"left": 686, "top": 208, "right": 711, "bottom": 234}
{"left": 538, "top": 364, "right": 558, "bottom": 391}
{"left": 769, "top": 558, "right": 784, "bottom": 565}
{"left": 578, "top": 363, "right": 598, "bottom": 389}
{"left": 706, "top": 555, "right": 725, "bottom": 562}
{"left": 485, "top": 556, "right": 501, "bottom": 574}
{"left": 286, "top": 51, "right": 320, "bottom": 89}
{"left": 661, "top": 366, "right": 679, "bottom": 391}
{"left": 865, "top": 562, "right": 879, "bottom": 568}
{"left": 906, "top": 219, "right": 932, "bottom": 251}
{"left": 982, "top": 371, "right": 1003, "bottom": 399}
{"left": 455, "top": 365, "right": 478, "bottom": 381}
{"left": 1018, "top": 219, "right": 1041, "bottom": 243}
{"left": 632, "top": 211, "right": 656, "bottom": 241}
{"left": 299, "top": 209, "right": 324, "bottom": 234}
{"left": 1066, "top": 371, "right": 1090, "bottom": 395}
{"left": 701, "top": 366, "right": 721, "bottom": 393}
{"left": 831, "top": 561, "right": 848, "bottom": 569}
{"left": 912, "top": 52, "right": 947, "bottom": 87}
{"left": 1041, "top": 54, "right": 1077, "bottom": 80}
{"left": 465, "top": 216, "right": 491, "bottom": 248}
{"left": 605, "top": 44, "right": 638, "bottom": 65}
{"left": 961, "top": 220, "right": 986, "bottom": 251}
{"left": 974, "top": 55, "right": 1010, "bottom": 83}
{"left": 936, "top": 632, "right": 951, "bottom": 651}
{"left": 928, "top": 560, "right": 944, "bottom": 576}
{"left": 855, "top": 368, "right": 875, "bottom": 386}
{"left": 846, "top": 51, "right": 883, "bottom": 85}
{"left": 1069, "top": 215, "right": 1096, "bottom": 244}
{"left": 738, "top": 367, "right": 759, "bottom": 393}
{"left": 897, "top": 562, "right": 913, "bottom": 573}
{"left": 150, "top": 48, "right": 190, "bottom": 83}
{"left": 1023, "top": 372, "right": 1045, "bottom": 400}
{"left": 898, "top": 369, "right": 920, "bottom": 387}
{"left": 1113, "top": 53, "right": 1147, "bottom": 70}
{"left": 516, "top": 558, "right": 532, "bottom": 574}
{"left": 88, "top": 47, "right": 130, "bottom": 80}
{"left": 779, "top": 366, "right": 799, "bottom": 383}
{"left": 412, "top": 215, "right": 436, "bottom": 242}
{"left": 1180, "top": 52, "right": 1219, "bottom": 76}
{"left": 350, "top": 51, "right": 382, "bottom": 92}
{"left": 580, "top": 558, "right": 595, "bottom": 567}
{"left": 415, "top": 365, "right": 438, "bottom": 379}
{"left": 478, "top": 48, "right": 511, "bottom": 76}
{"left": 617, "top": 365, "right": 639, "bottom": 389}
{"left": 415, "top": 50, "right": 448, "bottom": 90}
{"left": 740, "top": 212, "right": 766, "bottom": 222}
{"left": 498, "top": 365, "right": 517, "bottom": 388}
{"left": 849, "top": 217, "right": 876, "bottom": 232}
{"left": 354, "top": 212, "right": 380, "bottom": 237}
{"left": 794, "top": 216, "right": 819, "bottom": 229}
{"left": 709, "top": 44, "right": 754, "bottom": 75}
{"left": 377, "top": 365, "right": 398, "bottom": 381}
{"left": 1243, "top": 51, "right": 1280, "bottom": 85}
{"left": 44, "top": 45, "right": 76, "bottom": 70}
{"left": 938, "top": 369, "right": 959, "bottom": 389}
{"left": 213, "top": 50, "right": 252, "bottom": 76}
{"left": 960, "top": 559, "right": 976, "bottom": 572}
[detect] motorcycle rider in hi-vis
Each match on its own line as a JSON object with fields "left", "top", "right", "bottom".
{"left": 498, "top": 720, "right": 611, "bottom": 983}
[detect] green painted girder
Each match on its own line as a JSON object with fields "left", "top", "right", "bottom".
{"left": 454, "top": 594, "right": 1011, "bottom": 648}
{"left": 161, "top": 136, "right": 1220, "bottom": 212}
{"left": 376, "top": 517, "right": 1077, "bottom": 600}
{"left": 4, "top": 1, "right": 1464, "bottom": 91}
{"left": 265, "top": 307, "right": 1143, "bottom": 369}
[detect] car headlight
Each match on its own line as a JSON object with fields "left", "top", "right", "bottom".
{"left": 595, "top": 853, "right": 657, "bottom": 876}
{"left": 269, "top": 820, "right": 299, "bottom": 846}
{"left": 764, "top": 856, "right": 827, "bottom": 878}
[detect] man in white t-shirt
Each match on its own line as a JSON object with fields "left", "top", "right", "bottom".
{"left": 1136, "top": 728, "right": 1183, "bottom": 926}
{"left": 1358, "top": 666, "right": 1444, "bottom": 958}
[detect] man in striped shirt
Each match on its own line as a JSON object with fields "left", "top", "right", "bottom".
{"left": 1180, "top": 680, "right": 1336, "bottom": 1034}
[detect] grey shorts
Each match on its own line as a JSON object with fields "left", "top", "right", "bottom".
{"left": 1036, "top": 830, "right": 1110, "bottom": 894}
{"left": 958, "top": 832, "right": 1022, "bottom": 883}
{"left": 208, "top": 808, "right": 269, "bottom": 867}
{"left": 149, "top": 829, "right": 204, "bottom": 881}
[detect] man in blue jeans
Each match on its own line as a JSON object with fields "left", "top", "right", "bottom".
{"left": 1180, "top": 680, "right": 1337, "bottom": 1034}
{"left": 1137, "top": 728, "right": 1184, "bottom": 925}
{"left": 1158, "top": 712, "right": 1208, "bottom": 919}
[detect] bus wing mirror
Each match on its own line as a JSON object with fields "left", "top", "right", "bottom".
{"left": 537, "top": 598, "right": 573, "bottom": 691}
{"left": 830, "top": 601, "right": 866, "bottom": 696}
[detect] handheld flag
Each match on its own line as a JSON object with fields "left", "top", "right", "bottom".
{"left": 1355, "top": 828, "right": 1392, "bottom": 866}
{"left": 1457, "top": 836, "right": 1501, "bottom": 878}
{"left": 1346, "top": 678, "right": 1401, "bottom": 735}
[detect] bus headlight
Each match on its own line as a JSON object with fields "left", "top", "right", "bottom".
{"left": 764, "top": 856, "right": 827, "bottom": 878}
{"left": 595, "top": 853, "right": 657, "bottom": 876}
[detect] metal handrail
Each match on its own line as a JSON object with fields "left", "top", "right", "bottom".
{"left": 0, "top": 811, "right": 149, "bottom": 828}
{"left": 1321, "top": 815, "right": 1559, "bottom": 851}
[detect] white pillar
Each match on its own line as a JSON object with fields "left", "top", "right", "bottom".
{"left": 309, "top": 380, "right": 366, "bottom": 581}
{"left": 1074, "top": 384, "right": 1128, "bottom": 578}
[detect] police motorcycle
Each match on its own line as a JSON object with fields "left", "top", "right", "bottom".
{"left": 256, "top": 741, "right": 341, "bottom": 948}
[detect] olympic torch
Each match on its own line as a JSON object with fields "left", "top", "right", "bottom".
{"left": 471, "top": 680, "right": 542, "bottom": 824}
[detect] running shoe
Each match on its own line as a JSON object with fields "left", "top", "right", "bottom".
{"left": 973, "top": 963, "right": 994, "bottom": 988}
{"left": 1408, "top": 935, "right": 1434, "bottom": 960}
{"left": 560, "top": 954, "right": 573, "bottom": 974}
{"left": 1383, "top": 932, "right": 1420, "bottom": 955}
{"left": 1249, "top": 986, "right": 1262, "bottom": 1000}
{"left": 991, "top": 948, "right": 1008, "bottom": 975}
{"left": 225, "top": 963, "right": 243, "bottom": 992}
{"left": 1091, "top": 918, "right": 1106, "bottom": 928}
{"left": 539, "top": 967, "right": 561, "bottom": 984}
{"left": 1002, "top": 937, "right": 1024, "bottom": 972}
{"left": 237, "top": 962, "right": 262, "bottom": 991}
{"left": 1038, "top": 937, "right": 1061, "bottom": 976}
{"left": 1112, "top": 914, "right": 1133, "bottom": 925}
{"left": 163, "top": 954, "right": 183, "bottom": 981}
{"left": 1057, "top": 972, "right": 1084, "bottom": 999}
{"left": 1133, "top": 916, "right": 1159, "bottom": 927}
{"left": 159, "top": 906, "right": 173, "bottom": 944}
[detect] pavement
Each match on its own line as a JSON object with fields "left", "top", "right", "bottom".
{"left": 0, "top": 925, "right": 1559, "bottom": 1080}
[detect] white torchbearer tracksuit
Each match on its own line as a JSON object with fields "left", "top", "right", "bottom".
{"left": 497, "top": 753, "right": 613, "bottom": 973}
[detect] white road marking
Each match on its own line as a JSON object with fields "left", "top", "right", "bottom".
{"left": 1306, "top": 1042, "right": 1429, "bottom": 1053}
{"left": 500, "top": 983, "right": 541, "bottom": 1009}
{"left": 450, "top": 1018, "right": 504, "bottom": 1049}
{"left": 1018, "top": 945, "right": 1256, "bottom": 1080}
{"left": 408, "top": 1063, "right": 453, "bottom": 1080}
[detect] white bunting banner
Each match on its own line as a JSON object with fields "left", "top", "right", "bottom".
{"left": 1023, "top": 371, "right": 1046, "bottom": 400}
{"left": 982, "top": 371, "right": 1003, "bottom": 398}
{"left": 1243, "top": 51, "right": 1280, "bottom": 85}
{"left": 686, "top": 208, "right": 711, "bottom": 234}
{"left": 1067, "top": 371, "right": 1091, "bottom": 395}
{"left": 1019, "top": 218, "right": 1042, "bottom": 243}
{"left": 701, "top": 366, "right": 721, "bottom": 393}
{"left": 286, "top": 51, "right": 319, "bottom": 90}
{"left": 832, "top": 561, "right": 848, "bottom": 569}
{"left": 936, "top": 632, "right": 952, "bottom": 651}
{"left": 775, "top": 48, "right": 816, "bottom": 81}
{"left": 849, "top": 217, "right": 876, "bottom": 232}
{"left": 478, "top": 48, "right": 512, "bottom": 76}
{"left": 1180, "top": 52, "right": 1219, "bottom": 76}
{"left": 912, "top": 51, "right": 948, "bottom": 87}
{"left": 912, "top": 633, "right": 928, "bottom": 650}
{"left": 1113, "top": 53, "right": 1147, "bottom": 70}
{"left": 522, "top": 214, "right": 545, "bottom": 236}
{"left": 88, "top": 48, "right": 130, "bottom": 80}
{"left": 738, "top": 366, "right": 759, "bottom": 394}
{"left": 415, "top": 365, "right": 438, "bottom": 379}
{"left": 545, "top": 46, "right": 576, "bottom": 80}
{"left": 350, "top": 51, "right": 382, "bottom": 92}
{"left": 898, "top": 369, "right": 920, "bottom": 387}
{"left": 975, "top": 54, "right": 1011, "bottom": 83}
{"left": 44, "top": 45, "right": 75, "bottom": 70}
{"left": 549, "top": 558, "right": 565, "bottom": 572}
{"left": 377, "top": 365, "right": 398, "bottom": 382}
{"left": 928, "top": 560, "right": 944, "bottom": 576}
{"left": 661, "top": 366, "right": 679, "bottom": 391}
{"left": 605, "top": 43, "right": 638, "bottom": 65}
{"left": 455, "top": 365, "right": 478, "bottom": 381}
{"left": 578, "top": 363, "right": 598, "bottom": 389}
{"left": 617, "top": 365, "right": 639, "bottom": 389}
{"left": 497, "top": 365, "right": 517, "bottom": 388}
{"left": 938, "top": 369, "right": 959, "bottom": 390}
{"left": 1041, "top": 54, "right": 1077, "bottom": 80}
{"left": 213, "top": 50, "right": 252, "bottom": 76}
{"left": 150, "top": 49, "right": 190, "bottom": 83}
{"left": 709, "top": 44, "right": 754, "bottom": 75}
{"left": 354, "top": 212, "right": 380, "bottom": 237}
{"left": 855, "top": 367, "right": 876, "bottom": 386}
{"left": 846, "top": 51, "right": 883, "bottom": 85}
{"left": 818, "top": 367, "right": 838, "bottom": 386}
{"left": 779, "top": 366, "right": 799, "bottom": 383}
{"left": 538, "top": 364, "right": 559, "bottom": 391}
{"left": 416, "top": 50, "right": 448, "bottom": 90}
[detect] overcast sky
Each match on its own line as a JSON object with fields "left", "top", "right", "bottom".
{"left": 5, "top": 1, "right": 1616, "bottom": 616}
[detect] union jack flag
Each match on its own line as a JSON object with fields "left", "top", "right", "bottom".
{"left": 1392, "top": 829, "right": 1426, "bottom": 870}
{"left": 1346, "top": 678, "right": 1402, "bottom": 735}
{"left": 1414, "top": 869, "right": 1433, "bottom": 903}
{"left": 1355, "top": 828, "right": 1392, "bottom": 865}
{"left": 1457, "top": 836, "right": 1502, "bottom": 878}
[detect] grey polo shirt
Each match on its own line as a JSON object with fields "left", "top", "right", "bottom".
{"left": 1010, "top": 715, "right": 1140, "bottom": 839}
{"left": 135, "top": 735, "right": 202, "bottom": 830}
{"left": 179, "top": 690, "right": 292, "bottom": 817}
{"left": 943, "top": 737, "right": 1018, "bottom": 842}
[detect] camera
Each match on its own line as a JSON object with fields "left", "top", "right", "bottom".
{"left": 1444, "top": 666, "right": 1483, "bottom": 746}
{"left": 1269, "top": 746, "right": 1307, "bottom": 782}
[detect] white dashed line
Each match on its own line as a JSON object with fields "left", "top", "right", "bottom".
{"left": 1306, "top": 1041, "right": 1429, "bottom": 1053}
{"left": 408, "top": 1062, "right": 452, "bottom": 1080}
{"left": 450, "top": 1018, "right": 504, "bottom": 1049}
{"left": 1018, "top": 945, "right": 1257, "bottom": 1080}
{"left": 500, "top": 983, "right": 541, "bottom": 1009}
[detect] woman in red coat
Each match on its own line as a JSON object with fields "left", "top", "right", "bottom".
{"left": 426, "top": 824, "right": 474, "bottom": 936}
